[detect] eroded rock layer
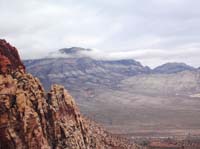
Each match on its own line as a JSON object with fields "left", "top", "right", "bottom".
{"left": 0, "top": 40, "right": 138, "bottom": 148}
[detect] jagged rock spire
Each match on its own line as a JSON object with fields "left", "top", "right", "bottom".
{"left": 0, "top": 39, "right": 25, "bottom": 74}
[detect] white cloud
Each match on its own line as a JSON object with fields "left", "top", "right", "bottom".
{"left": 0, "top": 0, "right": 200, "bottom": 67}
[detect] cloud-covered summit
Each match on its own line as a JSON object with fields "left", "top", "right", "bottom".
{"left": 1, "top": 0, "right": 200, "bottom": 67}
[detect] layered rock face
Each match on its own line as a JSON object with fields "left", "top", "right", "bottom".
{"left": 0, "top": 40, "right": 137, "bottom": 149}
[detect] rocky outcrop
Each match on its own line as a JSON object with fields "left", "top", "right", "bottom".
{"left": 0, "top": 40, "right": 138, "bottom": 148}
{"left": 0, "top": 39, "right": 25, "bottom": 74}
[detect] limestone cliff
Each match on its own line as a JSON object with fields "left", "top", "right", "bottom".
{"left": 0, "top": 40, "right": 138, "bottom": 149}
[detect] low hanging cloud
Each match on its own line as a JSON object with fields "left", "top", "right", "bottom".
{"left": 80, "top": 47, "right": 200, "bottom": 68}
{"left": 1, "top": 0, "right": 200, "bottom": 68}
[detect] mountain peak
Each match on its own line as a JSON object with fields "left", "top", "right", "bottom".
{"left": 59, "top": 47, "right": 91, "bottom": 54}
{"left": 153, "top": 62, "right": 195, "bottom": 74}
{"left": 47, "top": 47, "right": 92, "bottom": 58}
{"left": 0, "top": 39, "right": 25, "bottom": 74}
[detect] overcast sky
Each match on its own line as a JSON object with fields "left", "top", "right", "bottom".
{"left": 1, "top": 0, "right": 200, "bottom": 68}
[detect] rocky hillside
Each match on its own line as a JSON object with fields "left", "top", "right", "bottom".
{"left": 0, "top": 39, "right": 138, "bottom": 149}
{"left": 120, "top": 70, "right": 200, "bottom": 96}
{"left": 24, "top": 57, "right": 149, "bottom": 89}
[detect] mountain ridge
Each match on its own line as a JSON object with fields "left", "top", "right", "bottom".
{"left": 153, "top": 62, "right": 196, "bottom": 74}
{"left": 39, "top": 46, "right": 198, "bottom": 74}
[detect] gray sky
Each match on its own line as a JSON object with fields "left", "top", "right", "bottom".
{"left": 1, "top": 0, "right": 200, "bottom": 68}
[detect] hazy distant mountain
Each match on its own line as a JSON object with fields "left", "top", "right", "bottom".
{"left": 119, "top": 70, "right": 200, "bottom": 96}
{"left": 24, "top": 57, "right": 150, "bottom": 102}
{"left": 24, "top": 47, "right": 200, "bottom": 137}
{"left": 24, "top": 47, "right": 200, "bottom": 106}
{"left": 153, "top": 62, "right": 196, "bottom": 74}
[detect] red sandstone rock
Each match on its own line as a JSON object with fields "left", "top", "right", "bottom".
{"left": 0, "top": 39, "right": 25, "bottom": 74}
